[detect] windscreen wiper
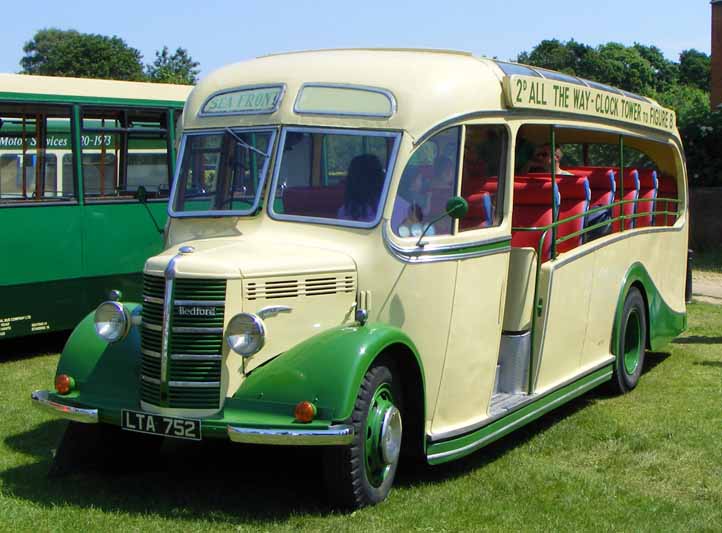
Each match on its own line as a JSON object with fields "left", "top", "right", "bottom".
{"left": 225, "top": 128, "right": 268, "bottom": 158}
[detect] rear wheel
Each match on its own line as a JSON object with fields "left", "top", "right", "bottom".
{"left": 323, "top": 362, "right": 403, "bottom": 508}
{"left": 611, "top": 287, "right": 647, "bottom": 393}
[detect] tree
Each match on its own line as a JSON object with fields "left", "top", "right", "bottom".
{"left": 678, "top": 49, "right": 710, "bottom": 91}
{"left": 145, "top": 46, "right": 200, "bottom": 85}
{"left": 21, "top": 28, "right": 144, "bottom": 81}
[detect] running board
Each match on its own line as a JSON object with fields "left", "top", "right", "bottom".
{"left": 426, "top": 364, "right": 613, "bottom": 465}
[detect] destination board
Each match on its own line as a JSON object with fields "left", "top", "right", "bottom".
{"left": 503, "top": 75, "right": 676, "bottom": 133}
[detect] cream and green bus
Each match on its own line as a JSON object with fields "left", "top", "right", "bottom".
{"left": 32, "top": 49, "right": 687, "bottom": 508}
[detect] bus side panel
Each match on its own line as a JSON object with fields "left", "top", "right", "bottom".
{"left": 532, "top": 251, "right": 594, "bottom": 393}
{"left": 81, "top": 201, "right": 168, "bottom": 278}
{"left": 0, "top": 204, "right": 83, "bottom": 339}
{"left": 533, "top": 227, "right": 686, "bottom": 393}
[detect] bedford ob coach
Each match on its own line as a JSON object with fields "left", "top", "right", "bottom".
{"left": 32, "top": 50, "right": 687, "bottom": 508}
{"left": 0, "top": 74, "right": 191, "bottom": 339}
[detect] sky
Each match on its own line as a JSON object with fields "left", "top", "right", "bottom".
{"left": 0, "top": 0, "right": 713, "bottom": 79}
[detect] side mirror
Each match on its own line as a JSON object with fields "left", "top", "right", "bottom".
{"left": 445, "top": 196, "right": 468, "bottom": 219}
{"left": 135, "top": 185, "right": 148, "bottom": 204}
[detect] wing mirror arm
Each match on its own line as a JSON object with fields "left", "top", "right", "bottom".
{"left": 415, "top": 196, "right": 469, "bottom": 248}
{"left": 135, "top": 186, "right": 164, "bottom": 235}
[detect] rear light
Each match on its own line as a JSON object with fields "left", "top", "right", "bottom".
{"left": 55, "top": 374, "right": 75, "bottom": 395}
{"left": 294, "top": 401, "right": 317, "bottom": 423}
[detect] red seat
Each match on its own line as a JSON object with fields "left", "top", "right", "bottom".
{"left": 655, "top": 176, "right": 678, "bottom": 226}
{"left": 521, "top": 174, "right": 591, "bottom": 252}
{"left": 611, "top": 169, "right": 639, "bottom": 231}
{"left": 511, "top": 179, "right": 555, "bottom": 262}
{"left": 636, "top": 169, "right": 658, "bottom": 228}
{"left": 282, "top": 186, "right": 345, "bottom": 218}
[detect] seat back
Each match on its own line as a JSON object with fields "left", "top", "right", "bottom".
{"left": 635, "top": 169, "right": 658, "bottom": 228}
{"left": 611, "top": 168, "right": 639, "bottom": 231}
{"left": 511, "top": 179, "right": 556, "bottom": 262}
{"left": 281, "top": 186, "right": 345, "bottom": 218}
{"left": 655, "top": 175, "right": 678, "bottom": 226}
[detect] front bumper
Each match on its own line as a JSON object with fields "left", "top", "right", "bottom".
{"left": 31, "top": 390, "right": 353, "bottom": 446}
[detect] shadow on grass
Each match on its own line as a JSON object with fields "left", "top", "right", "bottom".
{"left": 2, "top": 420, "right": 330, "bottom": 520}
{"left": 0, "top": 330, "right": 70, "bottom": 362}
{"left": 643, "top": 351, "right": 671, "bottom": 373}
{"left": 673, "top": 336, "right": 722, "bottom": 345}
{"left": 694, "top": 360, "right": 722, "bottom": 368}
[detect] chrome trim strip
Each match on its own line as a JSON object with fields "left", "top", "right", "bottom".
{"left": 429, "top": 357, "right": 615, "bottom": 442}
{"left": 141, "top": 375, "right": 161, "bottom": 385}
{"left": 382, "top": 224, "right": 511, "bottom": 264}
{"left": 142, "top": 323, "right": 162, "bottom": 332}
{"left": 172, "top": 326, "right": 224, "bottom": 334}
{"left": 143, "top": 295, "right": 164, "bottom": 305}
{"left": 267, "top": 126, "right": 401, "bottom": 230}
{"left": 141, "top": 348, "right": 161, "bottom": 359}
{"left": 168, "top": 127, "right": 278, "bottom": 219}
{"left": 171, "top": 354, "right": 223, "bottom": 361}
{"left": 198, "top": 83, "right": 286, "bottom": 117}
{"left": 174, "top": 300, "right": 225, "bottom": 307}
{"left": 161, "top": 255, "right": 181, "bottom": 388}
{"left": 414, "top": 111, "right": 510, "bottom": 146}
{"left": 293, "top": 82, "right": 397, "bottom": 118}
{"left": 169, "top": 380, "right": 220, "bottom": 388}
{"left": 227, "top": 424, "right": 355, "bottom": 446}
{"left": 31, "top": 390, "right": 99, "bottom": 424}
{"left": 427, "top": 370, "right": 612, "bottom": 461}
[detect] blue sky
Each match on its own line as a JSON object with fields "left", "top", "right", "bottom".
{"left": 1, "top": 0, "right": 712, "bottom": 79}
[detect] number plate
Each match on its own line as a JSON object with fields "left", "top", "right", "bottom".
{"left": 121, "top": 409, "right": 201, "bottom": 441}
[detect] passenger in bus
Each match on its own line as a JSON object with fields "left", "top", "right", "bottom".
{"left": 520, "top": 143, "right": 573, "bottom": 175}
{"left": 337, "top": 153, "right": 385, "bottom": 222}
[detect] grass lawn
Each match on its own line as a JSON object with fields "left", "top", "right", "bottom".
{"left": 1, "top": 303, "right": 721, "bottom": 532}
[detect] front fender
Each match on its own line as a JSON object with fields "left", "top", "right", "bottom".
{"left": 233, "top": 323, "right": 424, "bottom": 422}
{"left": 57, "top": 303, "right": 142, "bottom": 403}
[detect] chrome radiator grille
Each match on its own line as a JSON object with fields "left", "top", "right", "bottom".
{"left": 140, "top": 274, "right": 226, "bottom": 409}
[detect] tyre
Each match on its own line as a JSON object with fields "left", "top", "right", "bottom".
{"left": 323, "top": 362, "right": 403, "bottom": 508}
{"left": 610, "top": 287, "right": 647, "bottom": 393}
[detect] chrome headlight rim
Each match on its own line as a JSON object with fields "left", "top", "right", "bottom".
{"left": 93, "top": 301, "right": 130, "bottom": 343}
{"left": 226, "top": 312, "right": 266, "bottom": 357}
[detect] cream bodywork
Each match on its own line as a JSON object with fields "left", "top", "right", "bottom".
{"left": 146, "top": 49, "right": 687, "bottom": 439}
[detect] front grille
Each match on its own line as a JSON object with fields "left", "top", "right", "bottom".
{"left": 244, "top": 274, "right": 355, "bottom": 300}
{"left": 140, "top": 274, "right": 226, "bottom": 410}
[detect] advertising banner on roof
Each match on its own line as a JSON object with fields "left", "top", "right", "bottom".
{"left": 503, "top": 75, "right": 676, "bottom": 134}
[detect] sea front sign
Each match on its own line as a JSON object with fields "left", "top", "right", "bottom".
{"left": 200, "top": 85, "right": 284, "bottom": 116}
{"left": 503, "top": 75, "right": 676, "bottom": 133}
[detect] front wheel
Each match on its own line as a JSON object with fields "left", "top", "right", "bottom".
{"left": 611, "top": 287, "right": 647, "bottom": 393}
{"left": 323, "top": 362, "right": 403, "bottom": 508}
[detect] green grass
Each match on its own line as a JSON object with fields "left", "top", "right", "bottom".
{"left": 2, "top": 304, "right": 722, "bottom": 532}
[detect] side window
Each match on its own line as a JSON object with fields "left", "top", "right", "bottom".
{"left": 391, "top": 127, "right": 460, "bottom": 238}
{"left": 81, "top": 107, "right": 172, "bottom": 201}
{"left": 0, "top": 106, "right": 75, "bottom": 204}
{"left": 460, "top": 125, "right": 507, "bottom": 230}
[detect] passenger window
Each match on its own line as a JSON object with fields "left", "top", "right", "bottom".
{"left": 459, "top": 125, "right": 507, "bottom": 231}
{"left": 0, "top": 106, "right": 75, "bottom": 204}
{"left": 391, "top": 127, "right": 460, "bottom": 238}
{"left": 81, "top": 108, "right": 172, "bottom": 201}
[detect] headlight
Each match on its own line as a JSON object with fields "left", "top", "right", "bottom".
{"left": 94, "top": 301, "right": 130, "bottom": 343}
{"left": 226, "top": 313, "right": 265, "bottom": 357}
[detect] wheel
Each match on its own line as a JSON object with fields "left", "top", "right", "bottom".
{"left": 323, "top": 362, "right": 403, "bottom": 508}
{"left": 611, "top": 287, "right": 647, "bottom": 393}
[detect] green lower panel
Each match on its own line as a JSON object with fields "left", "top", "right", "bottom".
{"left": 0, "top": 272, "right": 142, "bottom": 340}
{"left": 426, "top": 365, "right": 613, "bottom": 465}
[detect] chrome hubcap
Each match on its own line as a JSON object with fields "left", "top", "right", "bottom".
{"left": 380, "top": 406, "right": 402, "bottom": 465}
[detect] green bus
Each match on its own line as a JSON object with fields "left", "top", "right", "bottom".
{"left": 0, "top": 73, "right": 191, "bottom": 340}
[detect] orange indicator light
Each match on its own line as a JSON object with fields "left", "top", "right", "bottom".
{"left": 294, "top": 401, "right": 317, "bottom": 423}
{"left": 55, "top": 374, "right": 75, "bottom": 395}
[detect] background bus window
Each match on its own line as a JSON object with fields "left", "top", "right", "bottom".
{"left": 391, "top": 127, "right": 460, "bottom": 238}
{"left": 81, "top": 107, "right": 172, "bottom": 201}
{"left": 459, "top": 125, "right": 507, "bottom": 231}
{"left": 0, "top": 107, "right": 74, "bottom": 203}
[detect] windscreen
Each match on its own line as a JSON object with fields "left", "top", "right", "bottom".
{"left": 172, "top": 128, "right": 275, "bottom": 214}
{"left": 270, "top": 128, "right": 399, "bottom": 226}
